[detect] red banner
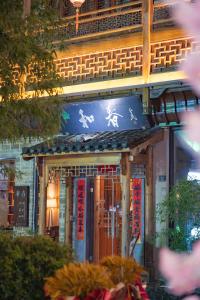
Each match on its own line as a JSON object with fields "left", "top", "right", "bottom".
{"left": 77, "top": 179, "right": 86, "bottom": 240}
{"left": 131, "top": 178, "right": 142, "bottom": 238}
{"left": 97, "top": 165, "right": 117, "bottom": 174}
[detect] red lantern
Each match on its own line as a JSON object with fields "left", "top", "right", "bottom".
{"left": 69, "top": 0, "right": 85, "bottom": 34}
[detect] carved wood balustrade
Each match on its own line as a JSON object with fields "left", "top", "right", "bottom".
{"left": 50, "top": 0, "right": 175, "bottom": 42}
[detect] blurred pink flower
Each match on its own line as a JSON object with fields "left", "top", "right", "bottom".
{"left": 159, "top": 1, "right": 200, "bottom": 300}
{"left": 159, "top": 241, "right": 200, "bottom": 297}
{"left": 185, "top": 296, "right": 200, "bottom": 300}
{"left": 182, "top": 110, "right": 200, "bottom": 144}
{"left": 181, "top": 52, "right": 200, "bottom": 97}
{"left": 173, "top": 0, "right": 200, "bottom": 42}
{"left": 171, "top": 0, "right": 200, "bottom": 96}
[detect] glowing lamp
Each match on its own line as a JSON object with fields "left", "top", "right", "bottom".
{"left": 47, "top": 182, "right": 57, "bottom": 229}
{"left": 47, "top": 198, "right": 57, "bottom": 209}
{"left": 47, "top": 182, "right": 56, "bottom": 199}
{"left": 69, "top": 0, "right": 85, "bottom": 33}
{"left": 47, "top": 198, "right": 57, "bottom": 229}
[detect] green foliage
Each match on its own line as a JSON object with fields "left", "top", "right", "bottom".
{"left": 156, "top": 179, "right": 200, "bottom": 251}
{"left": 0, "top": 234, "right": 74, "bottom": 300}
{"left": 0, "top": 161, "right": 24, "bottom": 181}
{"left": 0, "top": 0, "right": 65, "bottom": 140}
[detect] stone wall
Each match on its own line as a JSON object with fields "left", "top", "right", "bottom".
{"left": 0, "top": 139, "right": 40, "bottom": 232}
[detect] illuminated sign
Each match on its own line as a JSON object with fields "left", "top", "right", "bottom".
{"left": 61, "top": 96, "right": 148, "bottom": 134}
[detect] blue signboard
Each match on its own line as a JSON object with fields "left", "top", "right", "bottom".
{"left": 61, "top": 96, "right": 147, "bottom": 134}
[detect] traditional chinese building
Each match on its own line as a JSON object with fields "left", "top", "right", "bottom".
{"left": 16, "top": 0, "right": 200, "bottom": 279}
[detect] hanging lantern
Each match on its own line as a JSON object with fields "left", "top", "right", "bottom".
{"left": 69, "top": 0, "right": 85, "bottom": 34}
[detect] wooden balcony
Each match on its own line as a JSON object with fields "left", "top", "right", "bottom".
{"left": 41, "top": 0, "right": 189, "bottom": 95}
{"left": 51, "top": 0, "right": 175, "bottom": 44}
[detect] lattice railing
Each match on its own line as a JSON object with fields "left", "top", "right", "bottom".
{"left": 51, "top": 1, "right": 175, "bottom": 43}
{"left": 153, "top": 1, "right": 174, "bottom": 31}
{"left": 53, "top": 1, "right": 143, "bottom": 42}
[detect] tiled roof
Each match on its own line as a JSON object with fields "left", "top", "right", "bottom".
{"left": 22, "top": 128, "right": 158, "bottom": 157}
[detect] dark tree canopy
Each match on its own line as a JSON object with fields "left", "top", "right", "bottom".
{"left": 0, "top": 0, "right": 64, "bottom": 140}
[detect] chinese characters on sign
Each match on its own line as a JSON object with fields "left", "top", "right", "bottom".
{"left": 77, "top": 179, "right": 86, "bottom": 240}
{"left": 106, "top": 104, "right": 123, "bottom": 128}
{"left": 79, "top": 109, "right": 94, "bottom": 128}
{"left": 129, "top": 107, "right": 138, "bottom": 123}
{"left": 131, "top": 178, "right": 142, "bottom": 239}
{"left": 13, "top": 186, "right": 29, "bottom": 227}
{"left": 62, "top": 96, "right": 148, "bottom": 134}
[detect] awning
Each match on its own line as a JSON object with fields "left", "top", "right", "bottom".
{"left": 22, "top": 128, "right": 158, "bottom": 158}
{"left": 150, "top": 88, "right": 200, "bottom": 126}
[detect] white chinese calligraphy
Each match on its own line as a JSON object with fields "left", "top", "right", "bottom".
{"left": 106, "top": 105, "right": 123, "bottom": 128}
{"left": 79, "top": 109, "right": 94, "bottom": 128}
{"left": 129, "top": 107, "right": 138, "bottom": 124}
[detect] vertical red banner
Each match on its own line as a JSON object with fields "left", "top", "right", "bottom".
{"left": 131, "top": 178, "right": 142, "bottom": 238}
{"left": 77, "top": 179, "right": 86, "bottom": 240}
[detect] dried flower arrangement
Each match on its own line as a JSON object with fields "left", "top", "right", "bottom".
{"left": 45, "top": 262, "right": 113, "bottom": 300}
{"left": 44, "top": 256, "right": 149, "bottom": 300}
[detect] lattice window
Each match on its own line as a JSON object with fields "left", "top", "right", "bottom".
{"left": 132, "top": 164, "right": 145, "bottom": 177}
{"left": 48, "top": 164, "right": 121, "bottom": 182}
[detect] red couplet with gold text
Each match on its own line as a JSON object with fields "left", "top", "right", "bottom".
{"left": 131, "top": 178, "right": 142, "bottom": 239}
{"left": 77, "top": 179, "right": 86, "bottom": 240}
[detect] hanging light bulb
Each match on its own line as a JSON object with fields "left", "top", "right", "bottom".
{"left": 69, "top": 0, "right": 85, "bottom": 34}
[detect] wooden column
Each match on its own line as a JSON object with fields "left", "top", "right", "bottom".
{"left": 59, "top": 180, "right": 67, "bottom": 244}
{"left": 121, "top": 153, "right": 131, "bottom": 257}
{"left": 142, "top": 86, "right": 150, "bottom": 115}
{"left": 65, "top": 177, "right": 72, "bottom": 244}
{"left": 38, "top": 158, "right": 46, "bottom": 235}
{"left": 144, "top": 145, "right": 155, "bottom": 279}
{"left": 142, "top": 0, "right": 153, "bottom": 83}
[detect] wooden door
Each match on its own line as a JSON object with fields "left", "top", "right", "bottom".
{"left": 94, "top": 176, "right": 122, "bottom": 262}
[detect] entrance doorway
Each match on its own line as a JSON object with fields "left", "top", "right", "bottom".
{"left": 93, "top": 176, "right": 122, "bottom": 262}
{"left": 72, "top": 175, "right": 122, "bottom": 262}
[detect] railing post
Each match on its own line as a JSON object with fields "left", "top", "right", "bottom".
{"left": 142, "top": 0, "right": 153, "bottom": 84}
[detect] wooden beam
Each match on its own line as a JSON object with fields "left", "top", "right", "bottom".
{"left": 142, "top": 0, "right": 153, "bottom": 83}
{"left": 130, "top": 129, "right": 164, "bottom": 156}
{"left": 57, "top": 28, "right": 185, "bottom": 59}
{"left": 132, "top": 154, "right": 147, "bottom": 164}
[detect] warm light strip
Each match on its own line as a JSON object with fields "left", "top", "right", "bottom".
{"left": 22, "top": 71, "right": 186, "bottom": 99}
{"left": 60, "top": 71, "right": 186, "bottom": 96}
